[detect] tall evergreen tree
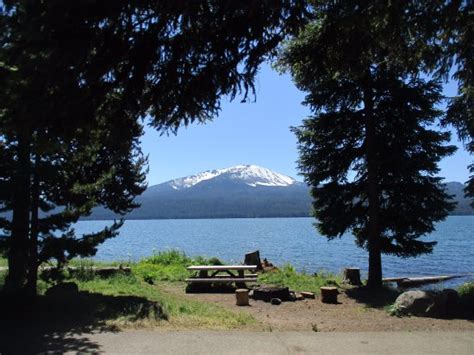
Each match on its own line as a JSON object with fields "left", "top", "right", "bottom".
{"left": 0, "top": 1, "right": 308, "bottom": 298}
{"left": 409, "top": 0, "right": 473, "bottom": 204}
{"left": 441, "top": 1, "right": 473, "bottom": 205}
{"left": 279, "top": 1, "right": 456, "bottom": 288}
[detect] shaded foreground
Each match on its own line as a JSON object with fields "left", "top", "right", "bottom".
{"left": 1, "top": 252, "right": 474, "bottom": 353}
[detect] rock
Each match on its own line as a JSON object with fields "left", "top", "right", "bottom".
{"left": 393, "top": 290, "right": 450, "bottom": 318}
{"left": 442, "top": 289, "right": 460, "bottom": 307}
{"left": 301, "top": 291, "right": 315, "bottom": 299}
{"left": 248, "top": 289, "right": 254, "bottom": 298}
{"left": 253, "top": 286, "right": 291, "bottom": 302}
{"left": 270, "top": 298, "right": 282, "bottom": 305}
{"left": 45, "top": 282, "right": 79, "bottom": 299}
{"left": 442, "top": 289, "right": 461, "bottom": 317}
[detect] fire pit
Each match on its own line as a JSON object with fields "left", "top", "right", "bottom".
{"left": 252, "top": 286, "right": 292, "bottom": 302}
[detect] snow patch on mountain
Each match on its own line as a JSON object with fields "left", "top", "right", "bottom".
{"left": 168, "top": 164, "right": 296, "bottom": 190}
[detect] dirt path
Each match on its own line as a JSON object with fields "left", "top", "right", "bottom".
{"left": 166, "top": 284, "right": 474, "bottom": 332}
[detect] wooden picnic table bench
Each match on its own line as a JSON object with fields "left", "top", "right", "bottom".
{"left": 185, "top": 265, "right": 258, "bottom": 286}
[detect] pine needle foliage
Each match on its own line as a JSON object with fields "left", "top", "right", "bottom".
{"left": 278, "top": 1, "right": 456, "bottom": 288}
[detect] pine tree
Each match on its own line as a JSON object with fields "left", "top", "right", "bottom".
{"left": 408, "top": 0, "right": 473, "bottom": 205}
{"left": 279, "top": 1, "right": 456, "bottom": 288}
{"left": 441, "top": 2, "right": 473, "bottom": 205}
{"left": 0, "top": 1, "right": 308, "bottom": 298}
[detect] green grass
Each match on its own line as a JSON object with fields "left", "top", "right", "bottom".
{"left": 0, "top": 257, "right": 7, "bottom": 267}
{"left": 133, "top": 250, "right": 224, "bottom": 284}
{"left": 73, "top": 273, "right": 255, "bottom": 329}
{"left": 257, "top": 264, "right": 341, "bottom": 294}
{"left": 458, "top": 282, "right": 474, "bottom": 312}
{"left": 458, "top": 282, "right": 474, "bottom": 298}
{"left": 68, "top": 258, "right": 130, "bottom": 268}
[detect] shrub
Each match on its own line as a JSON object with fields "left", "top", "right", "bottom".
{"left": 39, "top": 267, "right": 70, "bottom": 284}
{"left": 73, "top": 259, "right": 96, "bottom": 282}
{"left": 458, "top": 282, "right": 474, "bottom": 311}
{"left": 144, "top": 250, "right": 192, "bottom": 266}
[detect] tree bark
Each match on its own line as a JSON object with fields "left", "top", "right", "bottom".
{"left": 26, "top": 155, "right": 40, "bottom": 297}
{"left": 4, "top": 132, "right": 31, "bottom": 298}
{"left": 363, "top": 82, "right": 382, "bottom": 290}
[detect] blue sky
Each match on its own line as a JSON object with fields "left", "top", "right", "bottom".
{"left": 140, "top": 63, "right": 472, "bottom": 186}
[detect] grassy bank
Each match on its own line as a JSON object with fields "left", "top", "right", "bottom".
{"left": 71, "top": 273, "right": 255, "bottom": 329}
{"left": 0, "top": 250, "right": 343, "bottom": 329}
{"left": 258, "top": 264, "right": 341, "bottom": 294}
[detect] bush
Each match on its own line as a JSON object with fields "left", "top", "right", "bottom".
{"left": 73, "top": 259, "right": 96, "bottom": 282}
{"left": 144, "top": 250, "right": 192, "bottom": 266}
{"left": 458, "top": 282, "right": 474, "bottom": 309}
{"left": 134, "top": 262, "right": 190, "bottom": 282}
{"left": 39, "top": 267, "right": 70, "bottom": 284}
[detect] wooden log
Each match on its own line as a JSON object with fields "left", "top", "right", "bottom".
{"left": 382, "top": 274, "right": 468, "bottom": 287}
{"left": 396, "top": 275, "right": 465, "bottom": 288}
{"left": 320, "top": 287, "right": 339, "bottom": 304}
{"left": 301, "top": 291, "right": 315, "bottom": 299}
{"left": 343, "top": 268, "right": 362, "bottom": 286}
{"left": 244, "top": 250, "right": 263, "bottom": 271}
{"left": 235, "top": 289, "right": 250, "bottom": 306}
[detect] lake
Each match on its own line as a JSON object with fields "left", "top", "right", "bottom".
{"left": 76, "top": 216, "right": 474, "bottom": 287}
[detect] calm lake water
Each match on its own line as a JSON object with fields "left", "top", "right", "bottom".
{"left": 76, "top": 216, "right": 474, "bottom": 287}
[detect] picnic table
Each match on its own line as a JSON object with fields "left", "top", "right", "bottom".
{"left": 185, "top": 265, "right": 258, "bottom": 287}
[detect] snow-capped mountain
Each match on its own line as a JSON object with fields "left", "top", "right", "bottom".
{"left": 164, "top": 165, "right": 297, "bottom": 190}
{"left": 89, "top": 165, "right": 311, "bottom": 219}
{"left": 86, "top": 166, "right": 472, "bottom": 220}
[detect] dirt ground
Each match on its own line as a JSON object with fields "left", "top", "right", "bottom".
{"left": 164, "top": 284, "right": 474, "bottom": 332}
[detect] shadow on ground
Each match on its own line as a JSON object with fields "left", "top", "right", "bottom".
{"left": 0, "top": 291, "right": 167, "bottom": 354}
{"left": 345, "top": 286, "right": 401, "bottom": 309}
{"left": 345, "top": 286, "right": 474, "bottom": 321}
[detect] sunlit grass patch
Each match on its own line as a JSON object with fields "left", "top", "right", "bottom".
{"left": 258, "top": 264, "right": 341, "bottom": 294}
{"left": 74, "top": 273, "right": 255, "bottom": 329}
{"left": 133, "top": 249, "right": 224, "bottom": 283}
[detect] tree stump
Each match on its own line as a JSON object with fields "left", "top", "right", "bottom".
{"left": 244, "top": 250, "right": 263, "bottom": 271}
{"left": 320, "top": 287, "right": 339, "bottom": 304}
{"left": 343, "top": 268, "right": 361, "bottom": 286}
{"left": 235, "top": 289, "right": 250, "bottom": 306}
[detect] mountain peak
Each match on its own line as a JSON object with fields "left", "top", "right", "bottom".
{"left": 166, "top": 164, "right": 297, "bottom": 190}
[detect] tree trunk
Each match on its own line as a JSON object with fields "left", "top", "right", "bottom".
{"left": 26, "top": 156, "right": 40, "bottom": 297}
{"left": 4, "top": 133, "right": 31, "bottom": 298}
{"left": 244, "top": 250, "right": 263, "bottom": 270}
{"left": 343, "top": 268, "right": 362, "bottom": 286}
{"left": 364, "top": 83, "right": 382, "bottom": 290}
